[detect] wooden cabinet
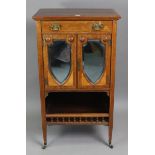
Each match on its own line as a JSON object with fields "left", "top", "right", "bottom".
{"left": 32, "top": 9, "right": 121, "bottom": 149}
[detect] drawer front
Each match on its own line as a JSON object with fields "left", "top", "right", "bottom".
{"left": 42, "top": 21, "right": 112, "bottom": 33}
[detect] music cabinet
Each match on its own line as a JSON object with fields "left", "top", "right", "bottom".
{"left": 32, "top": 9, "right": 121, "bottom": 149}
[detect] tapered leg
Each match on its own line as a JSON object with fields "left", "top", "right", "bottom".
{"left": 108, "top": 126, "right": 113, "bottom": 148}
{"left": 108, "top": 90, "right": 114, "bottom": 149}
{"left": 42, "top": 122, "right": 47, "bottom": 149}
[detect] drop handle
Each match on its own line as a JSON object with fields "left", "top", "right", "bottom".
{"left": 49, "top": 23, "right": 61, "bottom": 31}
{"left": 92, "top": 23, "right": 104, "bottom": 31}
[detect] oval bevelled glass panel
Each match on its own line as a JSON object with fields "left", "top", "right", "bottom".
{"left": 83, "top": 40, "right": 105, "bottom": 83}
{"left": 48, "top": 40, "right": 71, "bottom": 83}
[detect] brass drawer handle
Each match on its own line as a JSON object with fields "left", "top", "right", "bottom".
{"left": 92, "top": 23, "right": 104, "bottom": 31}
{"left": 49, "top": 23, "right": 61, "bottom": 31}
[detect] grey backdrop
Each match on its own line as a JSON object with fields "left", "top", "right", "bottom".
{"left": 26, "top": 0, "right": 128, "bottom": 154}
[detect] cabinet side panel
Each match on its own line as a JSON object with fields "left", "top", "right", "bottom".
{"left": 36, "top": 21, "right": 47, "bottom": 143}
{"left": 109, "top": 20, "right": 117, "bottom": 127}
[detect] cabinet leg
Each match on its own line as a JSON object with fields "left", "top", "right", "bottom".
{"left": 108, "top": 126, "right": 113, "bottom": 148}
{"left": 42, "top": 122, "right": 47, "bottom": 149}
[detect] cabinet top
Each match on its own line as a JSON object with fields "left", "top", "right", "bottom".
{"left": 32, "top": 9, "right": 121, "bottom": 21}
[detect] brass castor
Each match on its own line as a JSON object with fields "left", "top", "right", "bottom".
{"left": 42, "top": 143, "right": 47, "bottom": 149}
{"left": 109, "top": 143, "right": 113, "bottom": 149}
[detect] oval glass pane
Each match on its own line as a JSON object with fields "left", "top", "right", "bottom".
{"left": 48, "top": 40, "right": 71, "bottom": 83}
{"left": 83, "top": 40, "right": 105, "bottom": 83}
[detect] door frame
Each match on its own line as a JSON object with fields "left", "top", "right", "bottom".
{"left": 42, "top": 33, "right": 77, "bottom": 90}
{"left": 77, "top": 33, "right": 111, "bottom": 89}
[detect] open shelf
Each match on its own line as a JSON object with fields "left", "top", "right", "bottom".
{"left": 45, "top": 92, "right": 109, "bottom": 125}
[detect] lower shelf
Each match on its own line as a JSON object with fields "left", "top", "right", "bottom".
{"left": 45, "top": 92, "right": 109, "bottom": 125}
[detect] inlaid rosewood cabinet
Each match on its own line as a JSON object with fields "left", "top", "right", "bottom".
{"left": 32, "top": 9, "right": 121, "bottom": 149}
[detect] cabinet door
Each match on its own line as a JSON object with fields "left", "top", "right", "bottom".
{"left": 43, "top": 34, "right": 76, "bottom": 89}
{"left": 78, "top": 34, "right": 111, "bottom": 89}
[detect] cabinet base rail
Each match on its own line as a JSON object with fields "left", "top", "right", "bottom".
{"left": 47, "top": 121, "right": 109, "bottom": 125}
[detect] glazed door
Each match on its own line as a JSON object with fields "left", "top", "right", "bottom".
{"left": 78, "top": 34, "right": 111, "bottom": 89}
{"left": 43, "top": 34, "right": 76, "bottom": 89}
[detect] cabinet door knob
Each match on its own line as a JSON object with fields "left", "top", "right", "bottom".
{"left": 45, "top": 37, "right": 51, "bottom": 42}
{"left": 80, "top": 37, "right": 85, "bottom": 42}
{"left": 68, "top": 36, "right": 74, "bottom": 42}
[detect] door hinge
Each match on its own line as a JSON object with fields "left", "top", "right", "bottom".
{"left": 108, "top": 40, "right": 112, "bottom": 46}
{"left": 44, "top": 79, "right": 48, "bottom": 85}
{"left": 107, "top": 75, "right": 110, "bottom": 83}
{"left": 42, "top": 38, "right": 46, "bottom": 47}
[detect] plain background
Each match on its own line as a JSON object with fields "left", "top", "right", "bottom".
{"left": 2, "top": 1, "right": 155, "bottom": 155}
{"left": 26, "top": 0, "right": 128, "bottom": 155}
